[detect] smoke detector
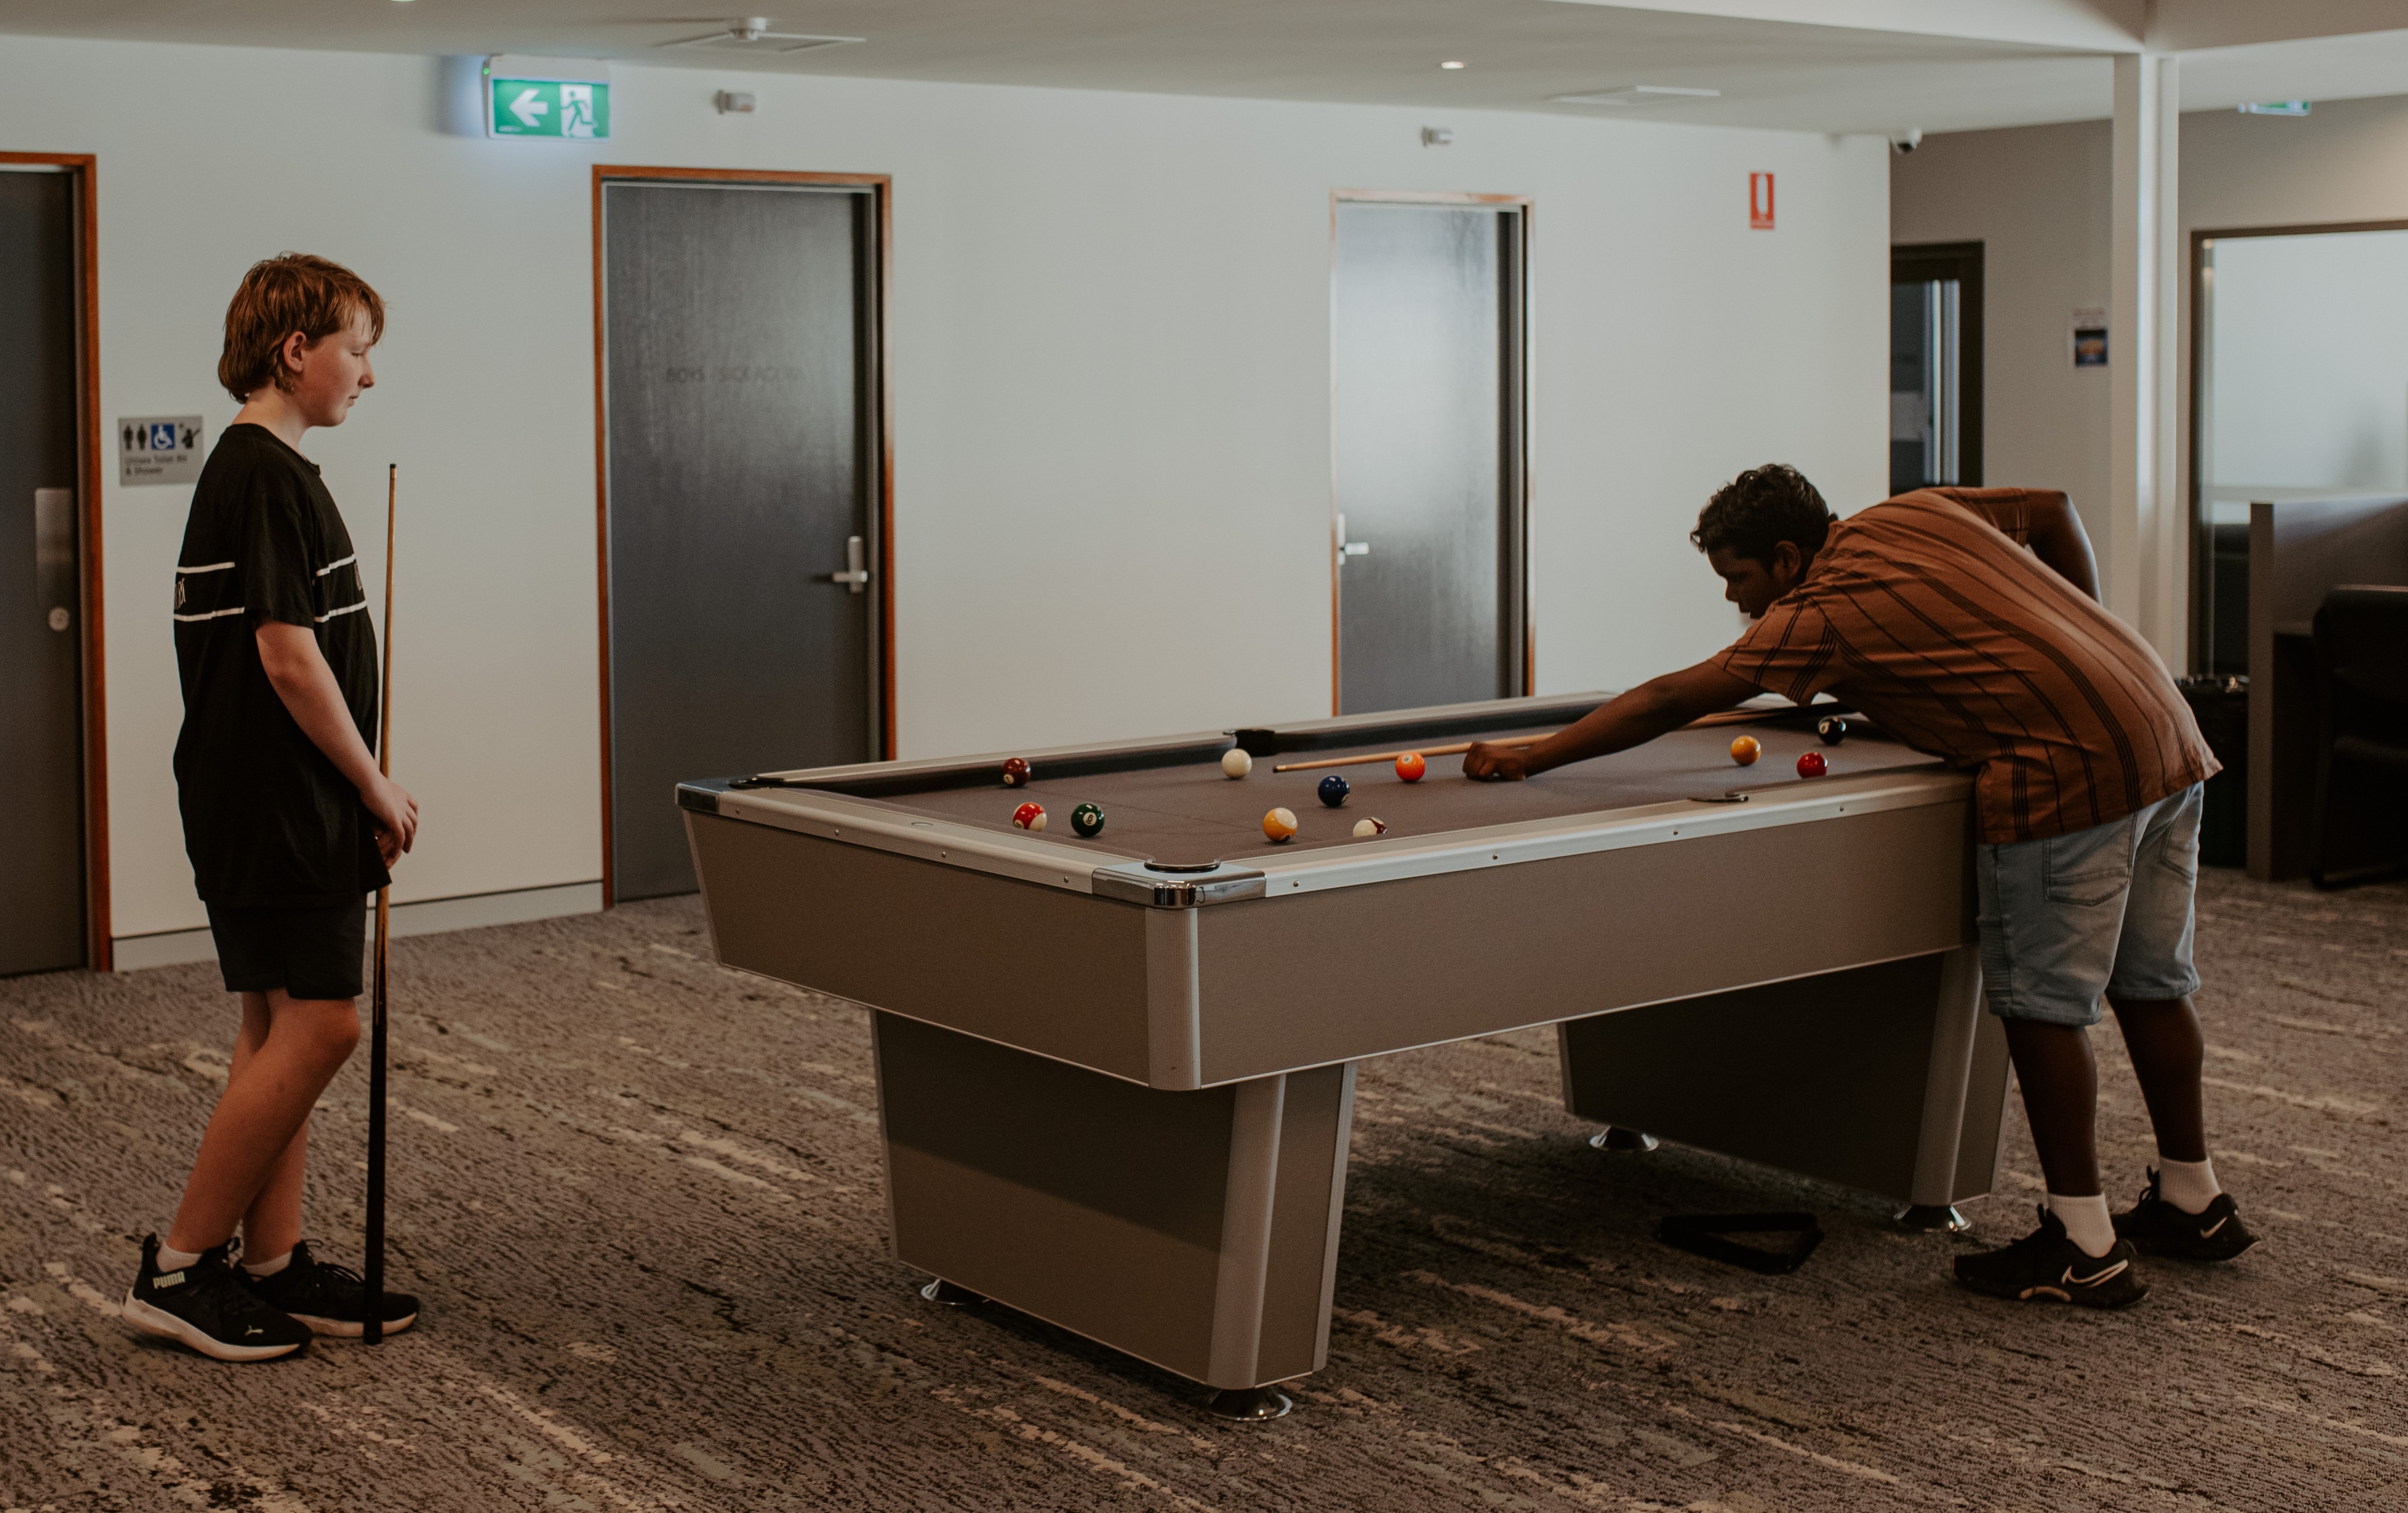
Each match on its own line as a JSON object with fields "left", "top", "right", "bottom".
{"left": 661, "top": 17, "right": 863, "bottom": 53}
{"left": 1552, "top": 85, "right": 1720, "bottom": 108}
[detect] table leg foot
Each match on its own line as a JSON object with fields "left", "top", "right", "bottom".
{"left": 1590, "top": 1127, "right": 1659, "bottom": 1153}
{"left": 1206, "top": 1386, "right": 1293, "bottom": 1422}
{"left": 919, "top": 1278, "right": 987, "bottom": 1307}
{"left": 1896, "top": 1203, "right": 1970, "bottom": 1233}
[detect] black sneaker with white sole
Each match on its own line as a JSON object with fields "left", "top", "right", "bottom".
{"left": 122, "top": 1235, "right": 312, "bottom": 1362}
{"left": 1953, "top": 1206, "right": 2150, "bottom": 1309}
{"left": 238, "top": 1240, "right": 419, "bottom": 1338}
{"left": 2113, "top": 1169, "right": 2259, "bottom": 1262}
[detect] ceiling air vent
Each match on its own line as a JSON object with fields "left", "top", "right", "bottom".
{"left": 661, "top": 18, "right": 864, "bottom": 54}
{"left": 1553, "top": 85, "right": 1721, "bottom": 108}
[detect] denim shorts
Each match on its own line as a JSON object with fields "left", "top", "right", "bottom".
{"left": 1973, "top": 784, "right": 2204, "bottom": 1027}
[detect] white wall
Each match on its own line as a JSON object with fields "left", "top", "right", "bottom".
{"left": 1893, "top": 92, "right": 2408, "bottom": 622}
{"left": 0, "top": 35, "right": 1887, "bottom": 944}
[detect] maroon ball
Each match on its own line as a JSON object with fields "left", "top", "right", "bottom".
{"left": 1001, "top": 757, "right": 1032, "bottom": 788}
{"left": 1796, "top": 750, "right": 1829, "bottom": 778}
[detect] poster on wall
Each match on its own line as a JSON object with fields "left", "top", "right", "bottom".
{"left": 1748, "top": 172, "right": 1775, "bottom": 230}
{"left": 2072, "top": 308, "right": 2108, "bottom": 367}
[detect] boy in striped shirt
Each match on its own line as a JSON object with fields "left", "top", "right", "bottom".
{"left": 1468, "top": 464, "right": 2254, "bottom": 1306}
{"left": 127, "top": 256, "right": 421, "bottom": 1358}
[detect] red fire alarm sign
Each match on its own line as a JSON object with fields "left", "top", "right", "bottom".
{"left": 1749, "top": 172, "right": 1775, "bottom": 230}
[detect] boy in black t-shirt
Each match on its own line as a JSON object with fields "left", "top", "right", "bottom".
{"left": 124, "top": 255, "right": 423, "bottom": 1359}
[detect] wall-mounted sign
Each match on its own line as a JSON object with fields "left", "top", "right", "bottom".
{"left": 1749, "top": 172, "right": 1775, "bottom": 231}
{"left": 119, "top": 416, "right": 203, "bottom": 485}
{"left": 485, "top": 55, "right": 611, "bottom": 140}
{"left": 2072, "top": 308, "right": 2108, "bottom": 368}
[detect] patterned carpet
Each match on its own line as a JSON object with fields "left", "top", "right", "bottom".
{"left": 2, "top": 865, "right": 2402, "bottom": 1511}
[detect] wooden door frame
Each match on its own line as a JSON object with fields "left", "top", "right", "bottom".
{"left": 2, "top": 152, "right": 107, "bottom": 969}
{"left": 2185, "top": 216, "right": 2408, "bottom": 674}
{"left": 1328, "top": 190, "right": 1536, "bottom": 715}
{"left": 590, "top": 165, "right": 896, "bottom": 907}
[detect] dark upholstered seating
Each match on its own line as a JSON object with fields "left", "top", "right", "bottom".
{"left": 2311, "top": 585, "right": 2408, "bottom": 888}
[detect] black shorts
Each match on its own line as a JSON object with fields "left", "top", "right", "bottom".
{"left": 205, "top": 898, "right": 367, "bottom": 1002}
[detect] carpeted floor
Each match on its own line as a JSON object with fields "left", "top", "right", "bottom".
{"left": 2, "top": 865, "right": 2402, "bottom": 1512}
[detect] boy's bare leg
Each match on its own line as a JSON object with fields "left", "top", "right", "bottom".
{"left": 2001, "top": 1020, "right": 2102, "bottom": 1197}
{"left": 167, "top": 989, "right": 360, "bottom": 1256}
{"left": 2107, "top": 995, "right": 2210, "bottom": 1163}
{"left": 227, "top": 996, "right": 312, "bottom": 1263}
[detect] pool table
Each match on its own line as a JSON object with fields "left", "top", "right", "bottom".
{"left": 678, "top": 693, "right": 2009, "bottom": 1415}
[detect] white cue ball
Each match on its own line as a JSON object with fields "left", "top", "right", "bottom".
{"left": 1221, "top": 748, "right": 1254, "bottom": 778}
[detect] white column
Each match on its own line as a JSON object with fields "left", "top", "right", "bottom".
{"left": 2107, "top": 53, "right": 2186, "bottom": 664}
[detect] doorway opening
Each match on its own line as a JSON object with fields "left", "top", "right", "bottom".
{"left": 1330, "top": 192, "right": 1532, "bottom": 716}
{"left": 1889, "top": 242, "right": 1984, "bottom": 497}
{"left": 594, "top": 168, "right": 893, "bottom": 903}
{"left": 0, "top": 153, "right": 104, "bottom": 973}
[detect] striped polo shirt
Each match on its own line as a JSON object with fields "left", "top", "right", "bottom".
{"left": 1716, "top": 488, "right": 2217, "bottom": 844}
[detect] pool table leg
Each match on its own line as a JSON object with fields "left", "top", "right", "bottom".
{"left": 872, "top": 1011, "right": 1357, "bottom": 1395}
{"left": 1556, "top": 946, "right": 2007, "bottom": 1211}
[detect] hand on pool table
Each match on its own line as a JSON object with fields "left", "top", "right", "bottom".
{"left": 1465, "top": 661, "right": 1764, "bottom": 780}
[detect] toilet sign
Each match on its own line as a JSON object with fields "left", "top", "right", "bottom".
{"left": 119, "top": 415, "right": 203, "bottom": 486}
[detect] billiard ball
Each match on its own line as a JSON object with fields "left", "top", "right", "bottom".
{"left": 1395, "top": 752, "right": 1427, "bottom": 783}
{"left": 1071, "top": 803, "right": 1105, "bottom": 837}
{"left": 1318, "top": 774, "right": 1351, "bottom": 808}
{"left": 1352, "top": 817, "right": 1388, "bottom": 838}
{"left": 1221, "top": 748, "right": 1254, "bottom": 779}
{"left": 1729, "top": 735, "right": 1761, "bottom": 766}
{"left": 1818, "top": 716, "right": 1849, "bottom": 745}
{"left": 1263, "top": 806, "right": 1298, "bottom": 843}
{"left": 1795, "top": 751, "right": 1828, "bottom": 778}
{"left": 1012, "top": 801, "right": 1047, "bottom": 830}
{"left": 1001, "top": 756, "right": 1032, "bottom": 788}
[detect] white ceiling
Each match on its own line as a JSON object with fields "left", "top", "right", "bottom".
{"left": 3, "top": 1, "right": 2405, "bottom": 137}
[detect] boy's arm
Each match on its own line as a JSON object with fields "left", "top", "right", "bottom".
{"left": 256, "top": 621, "right": 417, "bottom": 859}
{"left": 1463, "top": 660, "right": 1761, "bottom": 781}
{"left": 1933, "top": 487, "right": 2102, "bottom": 602}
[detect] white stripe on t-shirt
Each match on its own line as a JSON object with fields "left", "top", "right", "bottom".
{"left": 177, "top": 560, "right": 235, "bottom": 575}
{"left": 316, "top": 599, "right": 368, "bottom": 623}
{"left": 315, "top": 554, "right": 356, "bottom": 578}
{"left": 173, "top": 606, "right": 247, "bottom": 622}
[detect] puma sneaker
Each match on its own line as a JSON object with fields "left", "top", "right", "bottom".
{"left": 2113, "top": 1170, "right": 2259, "bottom": 1262}
{"left": 1953, "top": 1206, "right": 2150, "bottom": 1309}
{"left": 238, "top": 1240, "right": 419, "bottom": 1338}
{"left": 123, "top": 1235, "right": 312, "bottom": 1361}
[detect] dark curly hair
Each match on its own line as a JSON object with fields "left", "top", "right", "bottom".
{"left": 1690, "top": 464, "right": 1836, "bottom": 566}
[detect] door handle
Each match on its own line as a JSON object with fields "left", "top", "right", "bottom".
{"left": 823, "top": 534, "right": 871, "bottom": 594}
{"left": 34, "top": 488, "right": 72, "bottom": 631}
{"left": 1336, "top": 513, "right": 1370, "bottom": 560}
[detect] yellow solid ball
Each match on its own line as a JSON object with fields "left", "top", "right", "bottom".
{"left": 1729, "top": 735, "right": 1762, "bottom": 766}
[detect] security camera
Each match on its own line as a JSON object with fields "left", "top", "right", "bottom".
{"left": 1889, "top": 129, "right": 1923, "bottom": 155}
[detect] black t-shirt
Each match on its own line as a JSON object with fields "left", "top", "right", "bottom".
{"left": 172, "top": 424, "right": 389, "bottom": 907}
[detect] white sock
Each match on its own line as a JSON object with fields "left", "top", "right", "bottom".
{"left": 2047, "top": 1193, "right": 2116, "bottom": 1258}
{"left": 243, "top": 1249, "right": 293, "bottom": 1278}
{"left": 155, "top": 1243, "right": 203, "bottom": 1272}
{"left": 2157, "top": 1156, "right": 2221, "bottom": 1215}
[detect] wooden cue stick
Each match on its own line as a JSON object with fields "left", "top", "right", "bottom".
{"left": 1267, "top": 705, "right": 1843, "bottom": 773}
{"left": 366, "top": 464, "right": 395, "bottom": 1346}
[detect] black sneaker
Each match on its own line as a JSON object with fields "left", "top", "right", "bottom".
{"left": 1953, "top": 1206, "right": 2150, "bottom": 1309}
{"left": 238, "top": 1240, "right": 419, "bottom": 1338}
{"left": 122, "top": 1235, "right": 312, "bottom": 1361}
{"left": 2113, "top": 1170, "right": 2259, "bottom": 1262}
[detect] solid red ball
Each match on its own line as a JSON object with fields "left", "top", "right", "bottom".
{"left": 1795, "top": 751, "right": 1828, "bottom": 778}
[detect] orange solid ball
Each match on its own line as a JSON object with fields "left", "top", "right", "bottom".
{"left": 1729, "top": 736, "right": 1762, "bottom": 766}
{"left": 1395, "top": 752, "right": 1427, "bottom": 782}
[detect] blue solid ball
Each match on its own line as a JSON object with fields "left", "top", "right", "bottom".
{"left": 1317, "top": 774, "right": 1351, "bottom": 808}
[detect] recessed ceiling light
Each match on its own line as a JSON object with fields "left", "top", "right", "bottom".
{"left": 1440, "top": 61, "right": 1466, "bottom": 70}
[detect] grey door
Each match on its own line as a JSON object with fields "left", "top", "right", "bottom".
{"left": 0, "top": 169, "right": 84, "bottom": 973}
{"left": 603, "top": 180, "right": 882, "bottom": 900}
{"left": 1333, "top": 201, "right": 1527, "bottom": 715}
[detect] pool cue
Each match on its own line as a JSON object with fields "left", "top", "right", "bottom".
{"left": 1268, "top": 706, "right": 1853, "bottom": 773}
{"left": 366, "top": 463, "right": 395, "bottom": 1346}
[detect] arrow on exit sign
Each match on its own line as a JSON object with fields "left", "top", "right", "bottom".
{"left": 487, "top": 78, "right": 610, "bottom": 140}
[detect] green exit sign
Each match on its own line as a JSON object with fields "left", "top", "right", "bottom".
{"left": 484, "top": 56, "right": 611, "bottom": 140}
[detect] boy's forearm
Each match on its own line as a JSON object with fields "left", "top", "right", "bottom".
{"left": 1521, "top": 663, "right": 1754, "bottom": 775}
{"left": 255, "top": 622, "right": 381, "bottom": 796}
